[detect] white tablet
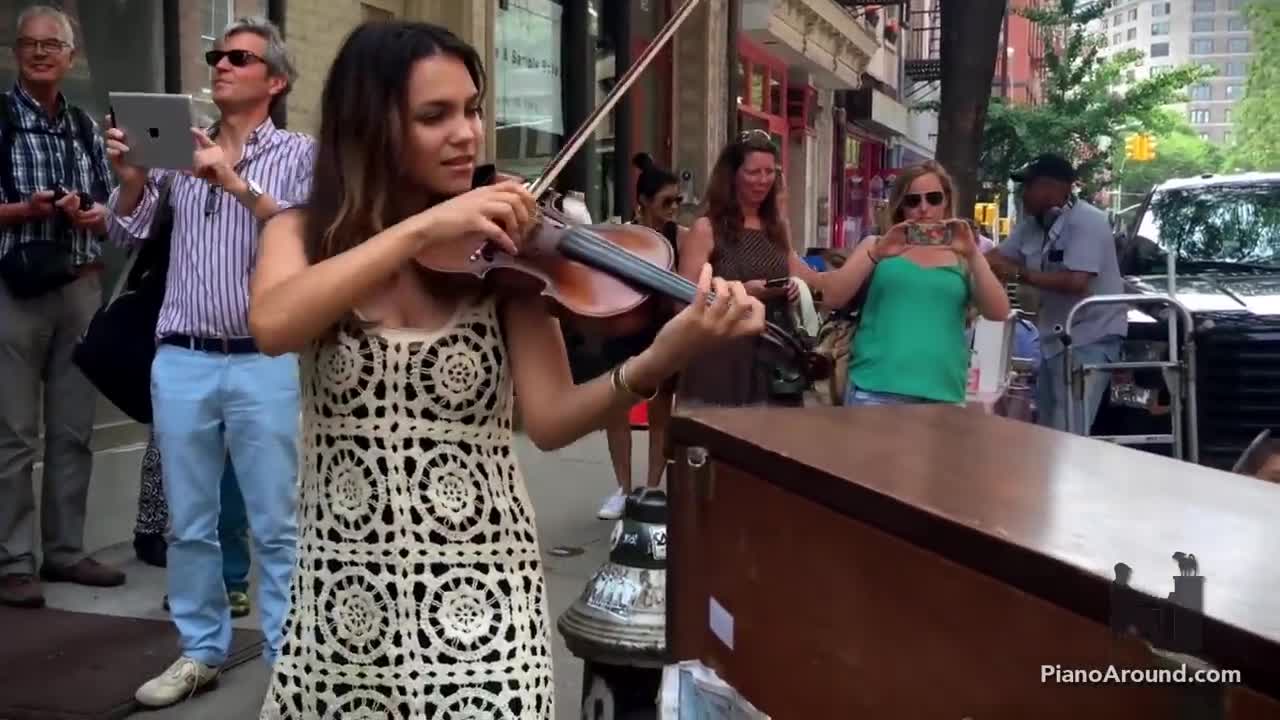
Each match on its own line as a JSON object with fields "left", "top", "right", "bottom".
{"left": 108, "top": 92, "right": 196, "bottom": 171}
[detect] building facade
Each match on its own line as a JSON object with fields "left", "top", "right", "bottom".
{"left": 828, "top": 1, "right": 938, "bottom": 247}
{"left": 1093, "top": 0, "right": 1254, "bottom": 144}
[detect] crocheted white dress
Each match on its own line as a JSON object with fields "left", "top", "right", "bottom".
{"left": 261, "top": 296, "right": 554, "bottom": 719}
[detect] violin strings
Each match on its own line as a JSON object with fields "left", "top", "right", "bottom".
{"left": 561, "top": 227, "right": 797, "bottom": 352}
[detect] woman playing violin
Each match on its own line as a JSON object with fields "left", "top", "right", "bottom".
{"left": 676, "top": 130, "right": 824, "bottom": 408}
{"left": 247, "top": 21, "right": 764, "bottom": 719}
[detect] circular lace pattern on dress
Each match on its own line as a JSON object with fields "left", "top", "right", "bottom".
{"left": 320, "top": 443, "right": 379, "bottom": 539}
{"left": 440, "top": 688, "right": 505, "bottom": 719}
{"left": 421, "top": 568, "right": 510, "bottom": 662}
{"left": 321, "top": 689, "right": 396, "bottom": 720}
{"left": 317, "top": 569, "right": 392, "bottom": 663}
{"left": 407, "top": 327, "right": 497, "bottom": 419}
{"left": 415, "top": 445, "right": 489, "bottom": 540}
{"left": 317, "top": 330, "right": 385, "bottom": 415}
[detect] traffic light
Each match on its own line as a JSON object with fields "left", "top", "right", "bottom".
{"left": 1125, "top": 133, "right": 1158, "bottom": 162}
{"left": 973, "top": 202, "right": 998, "bottom": 226}
{"left": 999, "top": 217, "right": 1012, "bottom": 236}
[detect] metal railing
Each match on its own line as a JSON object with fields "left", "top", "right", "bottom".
{"left": 1063, "top": 294, "right": 1199, "bottom": 463}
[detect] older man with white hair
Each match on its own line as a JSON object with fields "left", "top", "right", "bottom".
{"left": 0, "top": 5, "right": 121, "bottom": 610}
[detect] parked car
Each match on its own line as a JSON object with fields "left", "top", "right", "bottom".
{"left": 1093, "top": 172, "right": 1280, "bottom": 471}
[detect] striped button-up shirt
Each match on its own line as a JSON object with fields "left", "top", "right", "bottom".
{"left": 0, "top": 84, "right": 115, "bottom": 266}
{"left": 108, "top": 118, "right": 314, "bottom": 340}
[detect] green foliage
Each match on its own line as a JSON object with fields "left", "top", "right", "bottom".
{"left": 978, "top": 0, "right": 1212, "bottom": 198}
{"left": 1224, "top": 0, "right": 1280, "bottom": 171}
{"left": 1113, "top": 110, "right": 1225, "bottom": 204}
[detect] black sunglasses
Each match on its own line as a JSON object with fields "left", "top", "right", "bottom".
{"left": 205, "top": 49, "right": 264, "bottom": 68}
{"left": 658, "top": 194, "right": 683, "bottom": 208}
{"left": 902, "top": 191, "right": 946, "bottom": 208}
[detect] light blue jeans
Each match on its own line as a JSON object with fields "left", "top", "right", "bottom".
{"left": 1037, "top": 335, "right": 1124, "bottom": 435}
{"left": 218, "top": 459, "right": 250, "bottom": 594}
{"left": 151, "top": 345, "right": 299, "bottom": 667}
{"left": 845, "top": 386, "right": 946, "bottom": 406}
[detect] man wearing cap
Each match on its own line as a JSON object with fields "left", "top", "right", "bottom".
{"left": 987, "top": 154, "right": 1127, "bottom": 435}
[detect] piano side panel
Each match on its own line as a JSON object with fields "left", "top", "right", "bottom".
{"left": 668, "top": 456, "right": 1278, "bottom": 720}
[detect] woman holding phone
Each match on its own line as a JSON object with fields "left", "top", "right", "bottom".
{"left": 818, "top": 161, "right": 1010, "bottom": 406}
{"left": 676, "top": 131, "right": 823, "bottom": 408}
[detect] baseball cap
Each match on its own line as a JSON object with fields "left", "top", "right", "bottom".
{"left": 1010, "top": 154, "right": 1077, "bottom": 184}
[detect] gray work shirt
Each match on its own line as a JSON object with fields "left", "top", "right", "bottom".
{"left": 996, "top": 199, "right": 1128, "bottom": 358}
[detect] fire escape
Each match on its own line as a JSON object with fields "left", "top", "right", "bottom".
{"left": 903, "top": 0, "right": 941, "bottom": 100}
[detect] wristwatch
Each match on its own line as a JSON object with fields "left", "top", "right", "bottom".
{"left": 244, "top": 179, "right": 264, "bottom": 201}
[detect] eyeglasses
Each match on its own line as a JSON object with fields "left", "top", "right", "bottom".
{"left": 658, "top": 194, "right": 683, "bottom": 208}
{"left": 902, "top": 191, "right": 946, "bottom": 208}
{"left": 205, "top": 49, "right": 264, "bottom": 68}
{"left": 16, "top": 37, "right": 70, "bottom": 54}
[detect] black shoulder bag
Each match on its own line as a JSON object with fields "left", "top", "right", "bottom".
{"left": 72, "top": 175, "right": 175, "bottom": 424}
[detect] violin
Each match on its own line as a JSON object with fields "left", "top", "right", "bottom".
{"left": 414, "top": 0, "right": 830, "bottom": 383}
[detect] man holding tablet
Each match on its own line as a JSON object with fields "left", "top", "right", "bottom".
{"left": 105, "top": 16, "right": 313, "bottom": 709}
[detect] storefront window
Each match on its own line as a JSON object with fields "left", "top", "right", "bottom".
{"left": 1, "top": 0, "right": 165, "bottom": 121}
{"left": 495, "top": 0, "right": 566, "bottom": 183}
{"left": 495, "top": 0, "right": 670, "bottom": 224}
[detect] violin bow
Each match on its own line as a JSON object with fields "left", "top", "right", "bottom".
{"left": 525, "top": 0, "right": 706, "bottom": 198}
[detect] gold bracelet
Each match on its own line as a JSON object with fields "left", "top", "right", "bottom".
{"left": 612, "top": 361, "right": 658, "bottom": 401}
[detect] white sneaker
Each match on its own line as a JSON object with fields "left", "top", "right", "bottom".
{"left": 597, "top": 489, "right": 626, "bottom": 520}
{"left": 135, "top": 656, "right": 219, "bottom": 708}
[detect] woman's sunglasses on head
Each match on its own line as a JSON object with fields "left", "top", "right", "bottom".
{"left": 738, "top": 129, "right": 777, "bottom": 149}
{"left": 903, "top": 191, "right": 945, "bottom": 208}
{"left": 205, "top": 49, "right": 264, "bottom": 68}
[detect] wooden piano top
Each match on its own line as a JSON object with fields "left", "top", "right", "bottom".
{"left": 669, "top": 405, "right": 1280, "bottom": 688}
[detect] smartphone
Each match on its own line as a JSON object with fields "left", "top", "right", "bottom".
{"left": 764, "top": 277, "right": 790, "bottom": 288}
{"left": 906, "top": 222, "right": 953, "bottom": 246}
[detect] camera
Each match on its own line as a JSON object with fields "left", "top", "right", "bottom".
{"left": 47, "top": 185, "right": 94, "bottom": 210}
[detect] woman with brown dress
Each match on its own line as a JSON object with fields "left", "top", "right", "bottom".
{"left": 676, "top": 130, "right": 824, "bottom": 407}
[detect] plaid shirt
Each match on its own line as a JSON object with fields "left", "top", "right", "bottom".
{"left": 0, "top": 83, "right": 115, "bottom": 267}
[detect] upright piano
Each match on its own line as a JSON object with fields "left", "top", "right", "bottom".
{"left": 666, "top": 405, "right": 1280, "bottom": 719}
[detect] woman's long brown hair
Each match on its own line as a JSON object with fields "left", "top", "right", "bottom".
{"left": 702, "top": 132, "right": 787, "bottom": 252}
{"left": 302, "top": 21, "right": 487, "bottom": 333}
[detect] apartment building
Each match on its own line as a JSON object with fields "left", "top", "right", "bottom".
{"left": 1094, "top": 0, "right": 1254, "bottom": 144}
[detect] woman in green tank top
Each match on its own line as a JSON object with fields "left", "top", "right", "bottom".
{"left": 819, "top": 162, "right": 1011, "bottom": 406}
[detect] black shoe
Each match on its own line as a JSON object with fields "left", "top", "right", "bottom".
{"left": 134, "top": 532, "right": 167, "bottom": 568}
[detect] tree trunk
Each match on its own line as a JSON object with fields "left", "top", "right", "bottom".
{"left": 935, "top": 0, "right": 1008, "bottom": 215}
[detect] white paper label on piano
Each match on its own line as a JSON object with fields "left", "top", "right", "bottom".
{"left": 709, "top": 596, "right": 734, "bottom": 650}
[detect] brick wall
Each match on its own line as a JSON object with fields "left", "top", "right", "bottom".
{"left": 281, "top": 0, "right": 491, "bottom": 137}
{"left": 283, "top": 0, "right": 370, "bottom": 135}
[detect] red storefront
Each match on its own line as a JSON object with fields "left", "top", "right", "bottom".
{"left": 736, "top": 37, "right": 789, "bottom": 170}
{"left": 830, "top": 98, "right": 892, "bottom": 248}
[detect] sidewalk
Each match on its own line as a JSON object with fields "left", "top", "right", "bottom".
{"left": 38, "top": 430, "right": 642, "bottom": 720}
